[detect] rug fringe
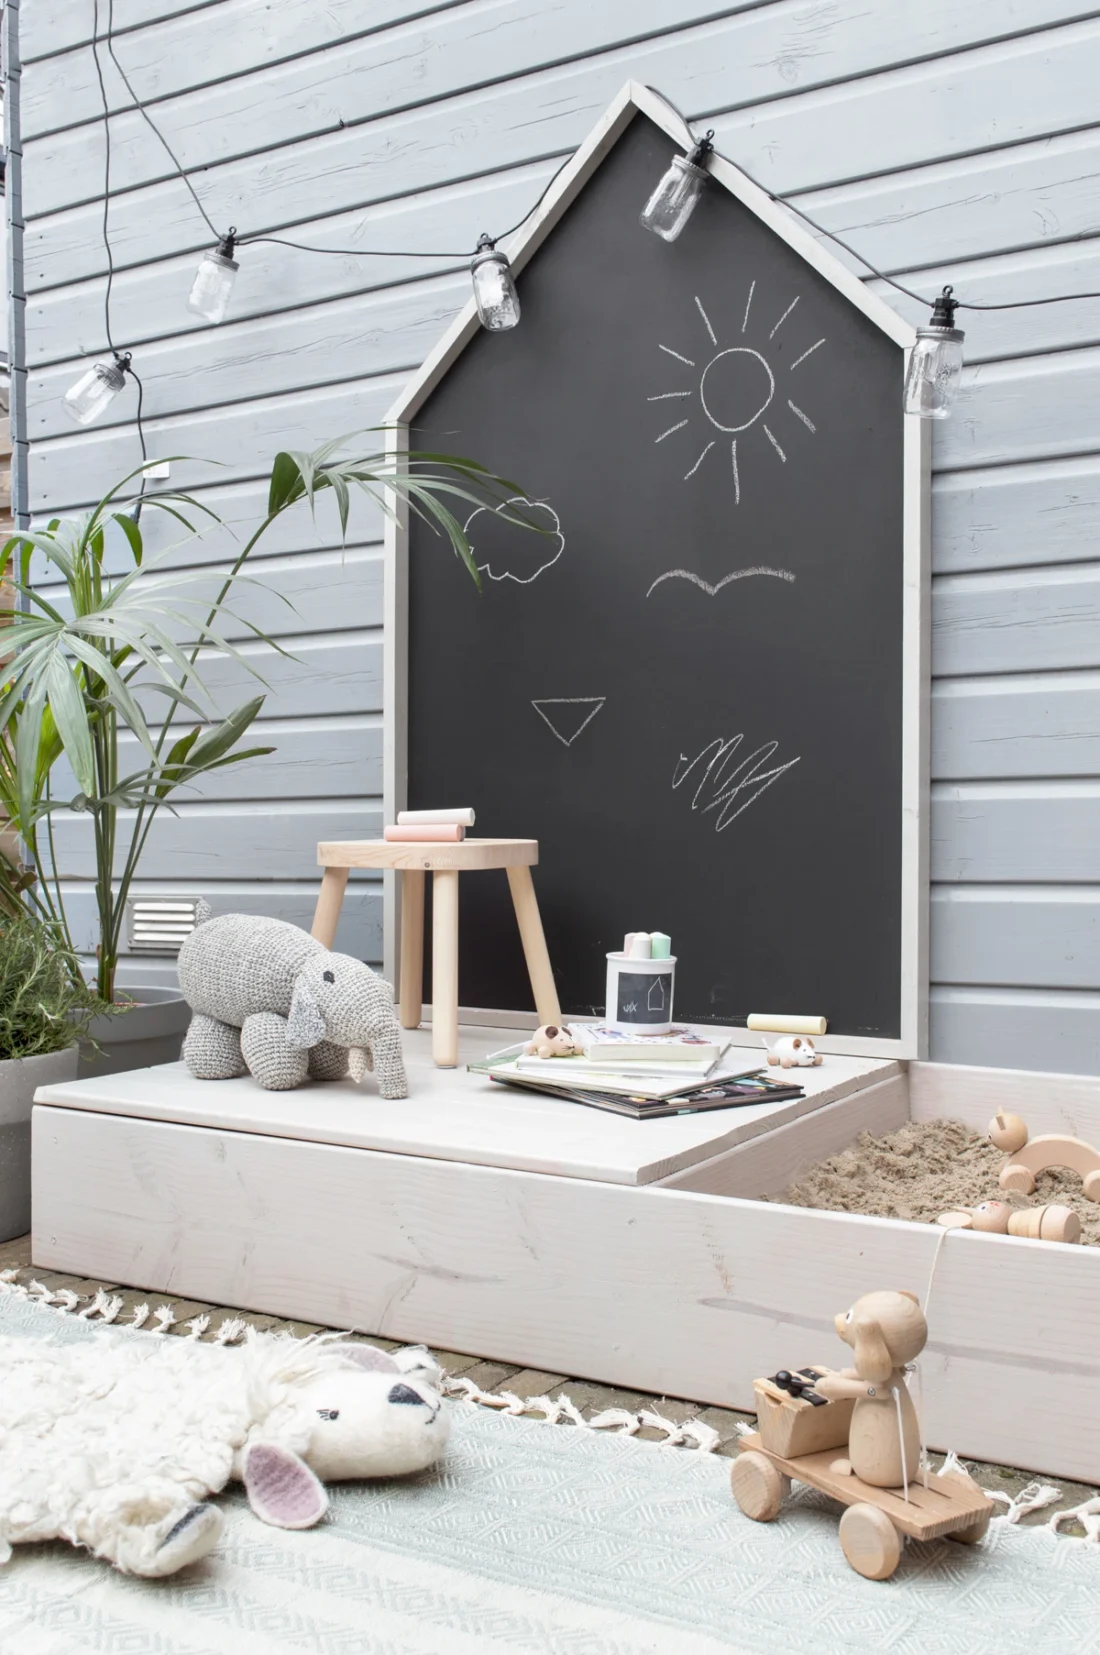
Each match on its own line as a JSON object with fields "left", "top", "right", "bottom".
{"left": 441, "top": 1375, "right": 720, "bottom": 1451}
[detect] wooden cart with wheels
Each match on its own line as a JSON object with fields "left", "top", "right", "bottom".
{"left": 731, "top": 1431, "right": 994, "bottom": 1580}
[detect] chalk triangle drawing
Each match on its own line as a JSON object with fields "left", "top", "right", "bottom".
{"left": 531, "top": 697, "right": 606, "bottom": 748}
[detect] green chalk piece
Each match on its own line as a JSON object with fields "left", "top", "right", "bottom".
{"left": 650, "top": 932, "right": 672, "bottom": 959}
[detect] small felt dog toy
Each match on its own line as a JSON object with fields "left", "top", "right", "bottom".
{"left": 764, "top": 1035, "right": 822, "bottom": 1068}
{"left": 0, "top": 1331, "right": 447, "bottom": 1577}
{"left": 524, "top": 1024, "right": 581, "bottom": 1059}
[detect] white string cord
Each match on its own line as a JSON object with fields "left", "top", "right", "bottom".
{"left": 891, "top": 1385, "right": 910, "bottom": 1503}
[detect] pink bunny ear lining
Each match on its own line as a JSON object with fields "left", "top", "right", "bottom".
{"left": 339, "top": 1343, "right": 401, "bottom": 1373}
{"left": 243, "top": 1442, "right": 329, "bottom": 1529}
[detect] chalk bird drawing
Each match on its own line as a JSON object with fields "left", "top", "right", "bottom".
{"left": 673, "top": 734, "right": 800, "bottom": 831}
{"left": 462, "top": 497, "right": 564, "bottom": 584}
{"left": 650, "top": 287, "right": 823, "bottom": 505}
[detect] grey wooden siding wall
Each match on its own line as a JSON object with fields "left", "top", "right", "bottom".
{"left": 13, "top": 0, "right": 1100, "bottom": 1072}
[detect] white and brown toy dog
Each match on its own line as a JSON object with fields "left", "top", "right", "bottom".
{"left": 525, "top": 1024, "right": 581, "bottom": 1059}
{"left": 0, "top": 1331, "right": 448, "bottom": 1577}
{"left": 764, "top": 1035, "right": 822, "bottom": 1069}
{"left": 814, "top": 1290, "right": 927, "bottom": 1488}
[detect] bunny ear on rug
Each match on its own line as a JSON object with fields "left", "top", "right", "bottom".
{"left": 338, "top": 1343, "right": 401, "bottom": 1373}
{"left": 242, "top": 1442, "right": 329, "bottom": 1529}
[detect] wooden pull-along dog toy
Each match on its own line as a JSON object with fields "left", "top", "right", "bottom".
{"left": 936, "top": 1199, "right": 1080, "bottom": 1243}
{"left": 731, "top": 1289, "right": 994, "bottom": 1580}
{"left": 990, "top": 1110, "right": 1100, "bottom": 1201}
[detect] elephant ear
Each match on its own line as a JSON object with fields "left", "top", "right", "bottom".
{"left": 287, "top": 981, "right": 326, "bottom": 1049}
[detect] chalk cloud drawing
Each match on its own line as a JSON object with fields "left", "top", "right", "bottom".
{"left": 648, "top": 286, "right": 824, "bottom": 503}
{"left": 462, "top": 497, "right": 564, "bottom": 585}
{"left": 532, "top": 697, "right": 606, "bottom": 747}
{"left": 673, "top": 734, "right": 800, "bottom": 831}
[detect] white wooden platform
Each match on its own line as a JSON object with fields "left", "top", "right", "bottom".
{"left": 30, "top": 1033, "right": 1100, "bottom": 1482}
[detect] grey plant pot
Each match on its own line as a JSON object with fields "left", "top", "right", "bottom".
{"left": 79, "top": 986, "right": 191, "bottom": 1078}
{"left": 0, "top": 1046, "right": 79, "bottom": 1243}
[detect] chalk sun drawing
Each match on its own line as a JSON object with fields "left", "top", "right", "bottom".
{"left": 531, "top": 697, "right": 606, "bottom": 748}
{"left": 648, "top": 287, "right": 824, "bottom": 503}
{"left": 673, "top": 735, "right": 800, "bottom": 831}
{"left": 462, "top": 497, "right": 564, "bottom": 585}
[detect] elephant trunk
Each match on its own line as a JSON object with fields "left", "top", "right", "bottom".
{"left": 364, "top": 1022, "right": 408, "bottom": 1100}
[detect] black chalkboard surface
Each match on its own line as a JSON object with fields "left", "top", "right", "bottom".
{"left": 407, "top": 113, "right": 907, "bottom": 1040}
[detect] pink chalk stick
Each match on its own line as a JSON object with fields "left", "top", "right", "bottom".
{"left": 383, "top": 824, "right": 465, "bottom": 842}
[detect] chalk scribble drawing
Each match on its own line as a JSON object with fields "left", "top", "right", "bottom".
{"left": 531, "top": 697, "right": 606, "bottom": 747}
{"left": 647, "top": 977, "right": 666, "bottom": 1013}
{"left": 673, "top": 735, "right": 800, "bottom": 831}
{"left": 646, "top": 566, "right": 795, "bottom": 598}
{"left": 649, "top": 287, "right": 824, "bottom": 501}
{"left": 462, "top": 497, "right": 564, "bottom": 585}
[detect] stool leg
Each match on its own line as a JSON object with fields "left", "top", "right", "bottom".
{"left": 311, "top": 866, "right": 349, "bottom": 948}
{"left": 399, "top": 869, "right": 425, "bottom": 1030}
{"left": 506, "top": 865, "right": 561, "bottom": 1027}
{"left": 432, "top": 870, "right": 460, "bottom": 1067}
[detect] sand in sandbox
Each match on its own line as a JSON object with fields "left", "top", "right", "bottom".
{"left": 771, "top": 1117, "right": 1100, "bottom": 1246}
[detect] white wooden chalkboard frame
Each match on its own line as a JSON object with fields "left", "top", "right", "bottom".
{"left": 383, "top": 81, "right": 930, "bottom": 1061}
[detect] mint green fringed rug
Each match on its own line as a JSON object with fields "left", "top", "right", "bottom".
{"left": 1, "top": 1294, "right": 1097, "bottom": 1655}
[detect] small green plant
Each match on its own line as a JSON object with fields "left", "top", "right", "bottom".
{"left": 0, "top": 909, "right": 102, "bottom": 1061}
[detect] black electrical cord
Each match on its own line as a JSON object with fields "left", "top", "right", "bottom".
{"left": 643, "top": 84, "right": 1100, "bottom": 316}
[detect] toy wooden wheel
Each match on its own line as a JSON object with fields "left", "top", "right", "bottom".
{"left": 838, "top": 1502, "right": 902, "bottom": 1580}
{"left": 730, "top": 1451, "right": 789, "bottom": 1522}
{"left": 949, "top": 1507, "right": 992, "bottom": 1545}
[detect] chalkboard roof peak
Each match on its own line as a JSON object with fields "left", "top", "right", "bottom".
{"left": 386, "top": 81, "right": 915, "bottom": 427}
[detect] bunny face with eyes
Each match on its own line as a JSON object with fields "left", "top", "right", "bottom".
{"left": 239, "top": 1343, "right": 450, "bottom": 1530}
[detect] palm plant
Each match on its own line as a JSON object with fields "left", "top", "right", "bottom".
{"left": 0, "top": 436, "right": 524, "bottom": 1005}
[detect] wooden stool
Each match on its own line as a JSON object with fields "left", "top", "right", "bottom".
{"left": 311, "top": 838, "right": 562, "bottom": 1068}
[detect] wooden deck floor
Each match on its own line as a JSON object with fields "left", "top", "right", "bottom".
{"left": 2, "top": 1231, "right": 1095, "bottom": 1536}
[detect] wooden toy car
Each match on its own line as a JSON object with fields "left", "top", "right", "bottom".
{"left": 731, "top": 1370, "right": 994, "bottom": 1579}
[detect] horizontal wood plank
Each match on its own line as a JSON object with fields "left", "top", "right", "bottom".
{"left": 910, "top": 1056, "right": 1100, "bottom": 1137}
{"left": 932, "top": 781, "right": 1100, "bottom": 881}
{"left": 933, "top": 564, "right": 1100, "bottom": 676}
{"left": 48, "top": 802, "right": 383, "bottom": 880}
{"left": 938, "top": 346, "right": 1100, "bottom": 473}
{"left": 931, "top": 886, "right": 1100, "bottom": 990}
{"left": 930, "top": 985, "right": 1100, "bottom": 1074}
{"left": 932, "top": 456, "right": 1100, "bottom": 576}
{"left": 932, "top": 673, "right": 1100, "bottom": 779}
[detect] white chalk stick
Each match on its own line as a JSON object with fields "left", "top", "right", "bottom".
{"left": 397, "top": 808, "right": 476, "bottom": 827}
{"left": 628, "top": 933, "right": 652, "bottom": 960}
{"left": 746, "top": 1013, "right": 828, "bottom": 1036}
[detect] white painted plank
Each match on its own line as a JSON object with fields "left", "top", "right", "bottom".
{"left": 31, "top": 1102, "right": 1100, "bottom": 1479}
{"left": 910, "top": 1057, "right": 1100, "bottom": 1139}
{"left": 19, "top": 0, "right": 453, "bottom": 65}
{"left": 33, "top": 1037, "right": 896, "bottom": 1185}
{"left": 29, "top": 276, "right": 468, "bottom": 437}
{"left": 932, "top": 673, "right": 1100, "bottom": 780}
{"left": 28, "top": 376, "right": 404, "bottom": 512}
{"left": 51, "top": 718, "right": 383, "bottom": 803}
{"left": 930, "top": 985, "right": 1100, "bottom": 1075}
{"left": 932, "top": 781, "right": 1100, "bottom": 881}
{"left": 659, "top": 1075, "right": 910, "bottom": 1198}
{"left": 937, "top": 347, "right": 1100, "bottom": 472}
{"left": 22, "top": 0, "right": 764, "bottom": 136}
{"left": 931, "top": 886, "right": 1100, "bottom": 991}
{"left": 715, "top": 17, "right": 1100, "bottom": 196}
{"left": 47, "top": 801, "right": 382, "bottom": 881}
{"left": 932, "top": 457, "right": 1100, "bottom": 576}
{"left": 25, "top": 3, "right": 1086, "bottom": 215}
{"left": 60, "top": 881, "right": 382, "bottom": 960}
{"left": 933, "top": 564, "right": 1100, "bottom": 677}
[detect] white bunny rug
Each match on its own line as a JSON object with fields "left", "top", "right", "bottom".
{"left": 1, "top": 1294, "right": 1098, "bottom": 1655}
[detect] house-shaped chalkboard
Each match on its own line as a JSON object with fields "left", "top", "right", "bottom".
{"left": 384, "top": 82, "right": 929, "bottom": 1060}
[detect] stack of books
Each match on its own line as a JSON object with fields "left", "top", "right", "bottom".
{"left": 471, "top": 1023, "right": 806, "bottom": 1119}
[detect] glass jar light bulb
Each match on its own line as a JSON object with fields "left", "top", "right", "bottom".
{"left": 188, "top": 228, "right": 239, "bottom": 324}
{"left": 470, "top": 235, "right": 520, "bottom": 332}
{"left": 904, "top": 286, "right": 965, "bottom": 420}
{"left": 640, "top": 131, "right": 714, "bottom": 242}
{"left": 63, "top": 355, "right": 129, "bottom": 426}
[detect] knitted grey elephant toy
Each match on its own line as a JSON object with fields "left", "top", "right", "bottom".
{"left": 178, "top": 912, "right": 408, "bottom": 1098}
